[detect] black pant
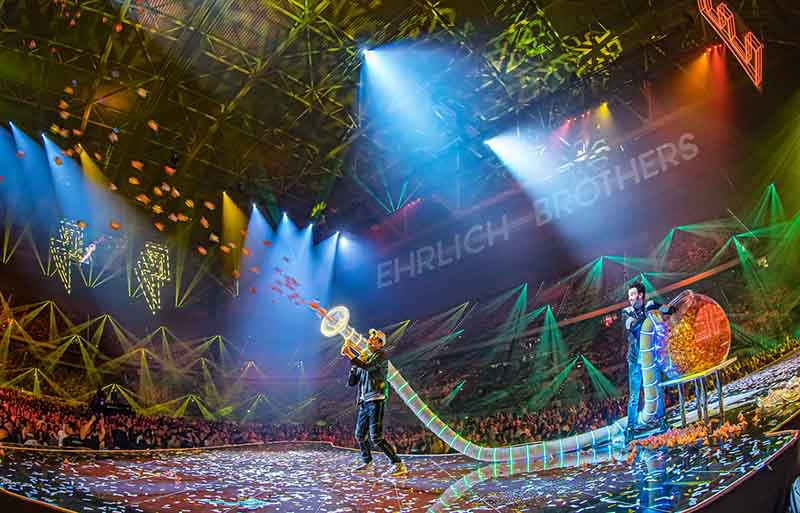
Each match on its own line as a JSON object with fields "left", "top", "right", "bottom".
{"left": 355, "top": 400, "right": 401, "bottom": 464}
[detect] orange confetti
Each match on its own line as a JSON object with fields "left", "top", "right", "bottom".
{"left": 170, "top": 187, "right": 180, "bottom": 198}
{"left": 128, "top": 176, "right": 141, "bottom": 185}
{"left": 94, "top": 152, "right": 102, "bottom": 161}
{"left": 147, "top": 119, "right": 159, "bottom": 132}
{"left": 185, "top": 199, "right": 195, "bottom": 208}
{"left": 200, "top": 217, "right": 210, "bottom": 229}
{"left": 250, "top": 287, "right": 257, "bottom": 294}
{"left": 242, "top": 247, "right": 252, "bottom": 257}
{"left": 109, "top": 132, "right": 119, "bottom": 143}
{"left": 63, "top": 149, "right": 74, "bottom": 157}
{"left": 64, "top": 86, "right": 75, "bottom": 95}
{"left": 135, "top": 194, "right": 150, "bottom": 205}
{"left": 152, "top": 205, "right": 164, "bottom": 214}
{"left": 110, "top": 221, "right": 121, "bottom": 230}
{"left": 233, "top": 270, "right": 241, "bottom": 279}
{"left": 59, "top": 128, "right": 69, "bottom": 138}
{"left": 54, "top": 157, "right": 63, "bottom": 166}
{"left": 164, "top": 165, "right": 176, "bottom": 176}
{"left": 203, "top": 201, "right": 216, "bottom": 211}
{"left": 58, "top": 100, "right": 70, "bottom": 110}
{"left": 240, "top": 229, "right": 248, "bottom": 237}
{"left": 131, "top": 160, "right": 144, "bottom": 170}
{"left": 176, "top": 213, "right": 189, "bottom": 222}
{"left": 109, "top": 183, "right": 119, "bottom": 191}
{"left": 152, "top": 187, "right": 163, "bottom": 197}
{"left": 196, "top": 246, "right": 208, "bottom": 256}
{"left": 219, "top": 245, "right": 231, "bottom": 254}
{"left": 59, "top": 110, "right": 70, "bottom": 120}
{"left": 153, "top": 222, "right": 165, "bottom": 232}
{"left": 72, "top": 129, "right": 82, "bottom": 137}
{"left": 136, "top": 88, "right": 148, "bottom": 98}
{"left": 114, "top": 22, "right": 123, "bottom": 33}
{"left": 77, "top": 220, "right": 87, "bottom": 229}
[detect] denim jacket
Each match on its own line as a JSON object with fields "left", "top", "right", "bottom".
{"left": 348, "top": 350, "right": 388, "bottom": 403}
{"left": 622, "top": 300, "right": 656, "bottom": 365}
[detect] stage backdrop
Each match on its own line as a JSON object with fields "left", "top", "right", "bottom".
{"left": 332, "top": 104, "right": 741, "bottom": 325}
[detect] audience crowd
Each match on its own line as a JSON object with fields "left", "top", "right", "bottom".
{"left": 1, "top": 336, "right": 797, "bottom": 454}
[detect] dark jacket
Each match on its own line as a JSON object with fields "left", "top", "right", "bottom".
{"left": 348, "top": 350, "right": 388, "bottom": 404}
{"left": 622, "top": 300, "right": 656, "bottom": 364}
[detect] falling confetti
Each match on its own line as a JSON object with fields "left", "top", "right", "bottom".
{"left": 209, "top": 233, "right": 220, "bottom": 243}
{"left": 94, "top": 152, "right": 102, "bottom": 161}
{"left": 128, "top": 177, "right": 140, "bottom": 185}
{"left": 109, "top": 183, "right": 119, "bottom": 191}
{"left": 58, "top": 100, "right": 69, "bottom": 110}
{"left": 197, "top": 246, "right": 207, "bottom": 256}
{"left": 200, "top": 217, "right": 210, "bottom": 229}
{"left": 262, "top": 240, "right": 272, "bottom": 247}
{"left": 203, "top": 201, "right": 216, "bottom": 211}
{"left": 248, "top": 266, "right": 260, "bottom": 275}
{"left": 185, "top": 199, "right": 195, "bottom": 208}
{"left": 131, "top": 160, "right": 144, "bottom": 171}
{"left": 250, "top": 287, "right": 257, "bottom": 294}
{"left": 170, "top": 187, "right": 180, "bottom": 198}
{"left": 110, "top": 221, "right": 121, "bottom": 230}
{"left": 176, "top": 213, "right": 189, "bottom": 222}
{"left": 77, "top": 220, "right": 87, "bottom": 229}
{"left": 153, "top": 222, "right": 165, "bottom": 232}
{"left": 242, "top": 247, "right": 252, "bottom": 257}
{"left": 58, "top": 111, "right": 70, "bottom": 120}
{"left": 219, "top": 245, "right": 231, "bottom": 254}
{"left": 147, "top": 119, "right": 159, "bottom": 132}
{"left": 167, "top": 213, "right": 178, "bottom": 222}
{"left": 152, "top": 205, "right": 164, "bottom": 214}
{"left": 15, "top": 151, "right": 24, "bottom": 158}
{"left": 135, "top": 194, "right": 150, "bottom": 205}
{"left": 233, "top": 270, "right": 241, "bottom": 280}
{"left": 64, "top": 86, "right": 75, "bottom": 95}
{"left": 136, "top": 88, "right": 148, "bottom": 98}
{"left": 152, "top": 187, "right": 163, "bottom": 197}
{"left": 54, "top": 157, "right": 63, "bottom": 166}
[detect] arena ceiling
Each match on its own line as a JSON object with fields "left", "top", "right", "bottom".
{"left": 0, "top": 0, "right": 797, "bottom": 235}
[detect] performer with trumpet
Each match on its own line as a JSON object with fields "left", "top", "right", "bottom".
{"left": 341, "top": 329, "right": 407, "bottom": 476}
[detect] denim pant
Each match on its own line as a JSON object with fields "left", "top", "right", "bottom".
{"left": 627, "top": 360, "right": 665, "bottom": 428}
{"left": 355, "top": 400, "right": 401, "bottom": 464}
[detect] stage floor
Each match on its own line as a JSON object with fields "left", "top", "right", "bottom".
{"left": 3, "top": 351, "right": 800, "bottom": 513}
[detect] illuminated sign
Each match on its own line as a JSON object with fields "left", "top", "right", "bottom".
{"left": 49, "top": 220, "right": 85, "bottom": 293}
{"left": 698, "top": 0, "right": 763, "bottom": 90}
{"left": 134, "top": 242, "right": 170, "bottom": 314}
